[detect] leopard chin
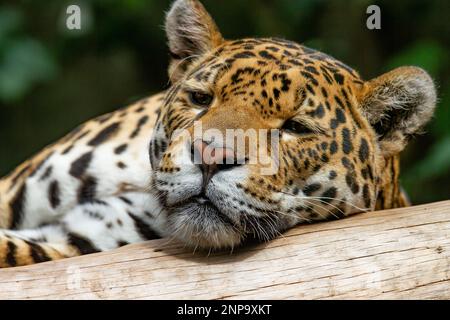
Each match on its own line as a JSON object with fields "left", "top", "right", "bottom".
{"left": 166, "top": 195, "right": 244, "bottom": 250}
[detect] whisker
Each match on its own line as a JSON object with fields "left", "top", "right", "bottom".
{"left": 303, "top": 198, "right": 341, "bottom": 219}
{"left": 277, "top": 189, "right": 370, "bottom": 213}
{"left": 307, "top": 196, "right": 371, "bottom": 212}
{"left": 275, "top": 205, "right": 313, "bottom": 222}
{"left": 167, "top": 54, "right": 203, "bottom": 85}
{"left": 302, "top": 199, "right": 330, "bottom": 220}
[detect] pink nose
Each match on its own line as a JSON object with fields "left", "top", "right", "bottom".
{"left": 192, "top": 139, "right": 242, "bottom": 187}
{"left": 192, "top": 140, "right": 235, "bottom": 165}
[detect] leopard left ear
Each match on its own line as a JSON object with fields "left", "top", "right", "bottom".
{"left": 165, "top": 0, "right": 224, "bottom": 82}
{"left": 358, "top": 66, "right": 437, "bottom": 157}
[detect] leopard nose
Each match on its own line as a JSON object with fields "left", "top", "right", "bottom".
{"left": 191, "top": 139, "right": 243, "bottom": 187}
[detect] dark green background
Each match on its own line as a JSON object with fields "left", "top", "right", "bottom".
{"left": 0, "top": 0, "right": 449, "bottom": 203}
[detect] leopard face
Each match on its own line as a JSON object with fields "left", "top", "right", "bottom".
{"left": 149, "top": 0, "right": 436, "bottom": 249}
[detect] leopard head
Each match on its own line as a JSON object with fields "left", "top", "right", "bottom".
{"left": 149, "top": 0, "right": 437, "bottom": 249}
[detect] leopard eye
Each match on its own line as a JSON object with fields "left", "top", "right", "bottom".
{"left": 282, "top": 120, "right": 314, "bottom": 135}
{"left": 189, "top": 91, "right": 213, "bottom": 107}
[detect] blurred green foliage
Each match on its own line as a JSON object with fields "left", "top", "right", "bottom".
{"left": 0, "top": 0, "right": 448, "bottom": 203}
{"left": 0, "top": 8, "right": 57, "bottom": 102}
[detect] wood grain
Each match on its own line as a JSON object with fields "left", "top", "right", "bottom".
{"left": 0, "top": 200, "right": 449, "bottom": 299}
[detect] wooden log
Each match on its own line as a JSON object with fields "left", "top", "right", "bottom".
{"left": 0, "top": 200, "right": 449, "bottom": 299}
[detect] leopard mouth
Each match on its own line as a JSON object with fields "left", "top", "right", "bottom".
{"left": 172, "top": 193, "right": 236, "bottom": 226}
{"left": 165, "top": 193, "right": 243, "bottom": 249}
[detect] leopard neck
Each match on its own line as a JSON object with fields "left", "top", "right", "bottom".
{"left": 375, "top": 154, "right": 410, "bottom": 210}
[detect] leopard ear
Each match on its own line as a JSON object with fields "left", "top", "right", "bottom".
{"left": 165, "top": 0, "right": 224, "bottom": 82}
{"left": 358, "top": 66, "right": 437, "bottom": 157}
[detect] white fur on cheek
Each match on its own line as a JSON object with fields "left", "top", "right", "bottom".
{"left": 206, "top": 166, "right": 249, "bottom": 219}
{"left": 156, "top": 138, "right": 203, "bottom": 206}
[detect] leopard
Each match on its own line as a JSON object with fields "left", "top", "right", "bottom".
{"left": 0, "top": 0, "right": 436, "bottom": 267}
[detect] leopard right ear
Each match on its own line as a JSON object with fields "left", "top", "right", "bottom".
{"left": 358, "top": 66, "right": 437, "bottom": 157}
{"left": 165, "top": 0, "right": 224, "bottom": 83}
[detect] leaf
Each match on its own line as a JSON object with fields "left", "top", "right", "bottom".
{"left": 431, "top": 84, "right": 450, "bottom": 137}
{"left": 403, "top": 135, "right": 450, "bottom": 182}
{"left": 0, "top": 7, "right": 23, "bottom": 43}
{"left": 385, "top": 41, "right": 446, "bottom": 77}
{"left": 0, "top": 38, "right": 57, "bottom": 102}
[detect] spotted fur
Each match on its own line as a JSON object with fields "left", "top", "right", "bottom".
{"left": 0, "top": 0, "right": 436, "bottom": 267}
